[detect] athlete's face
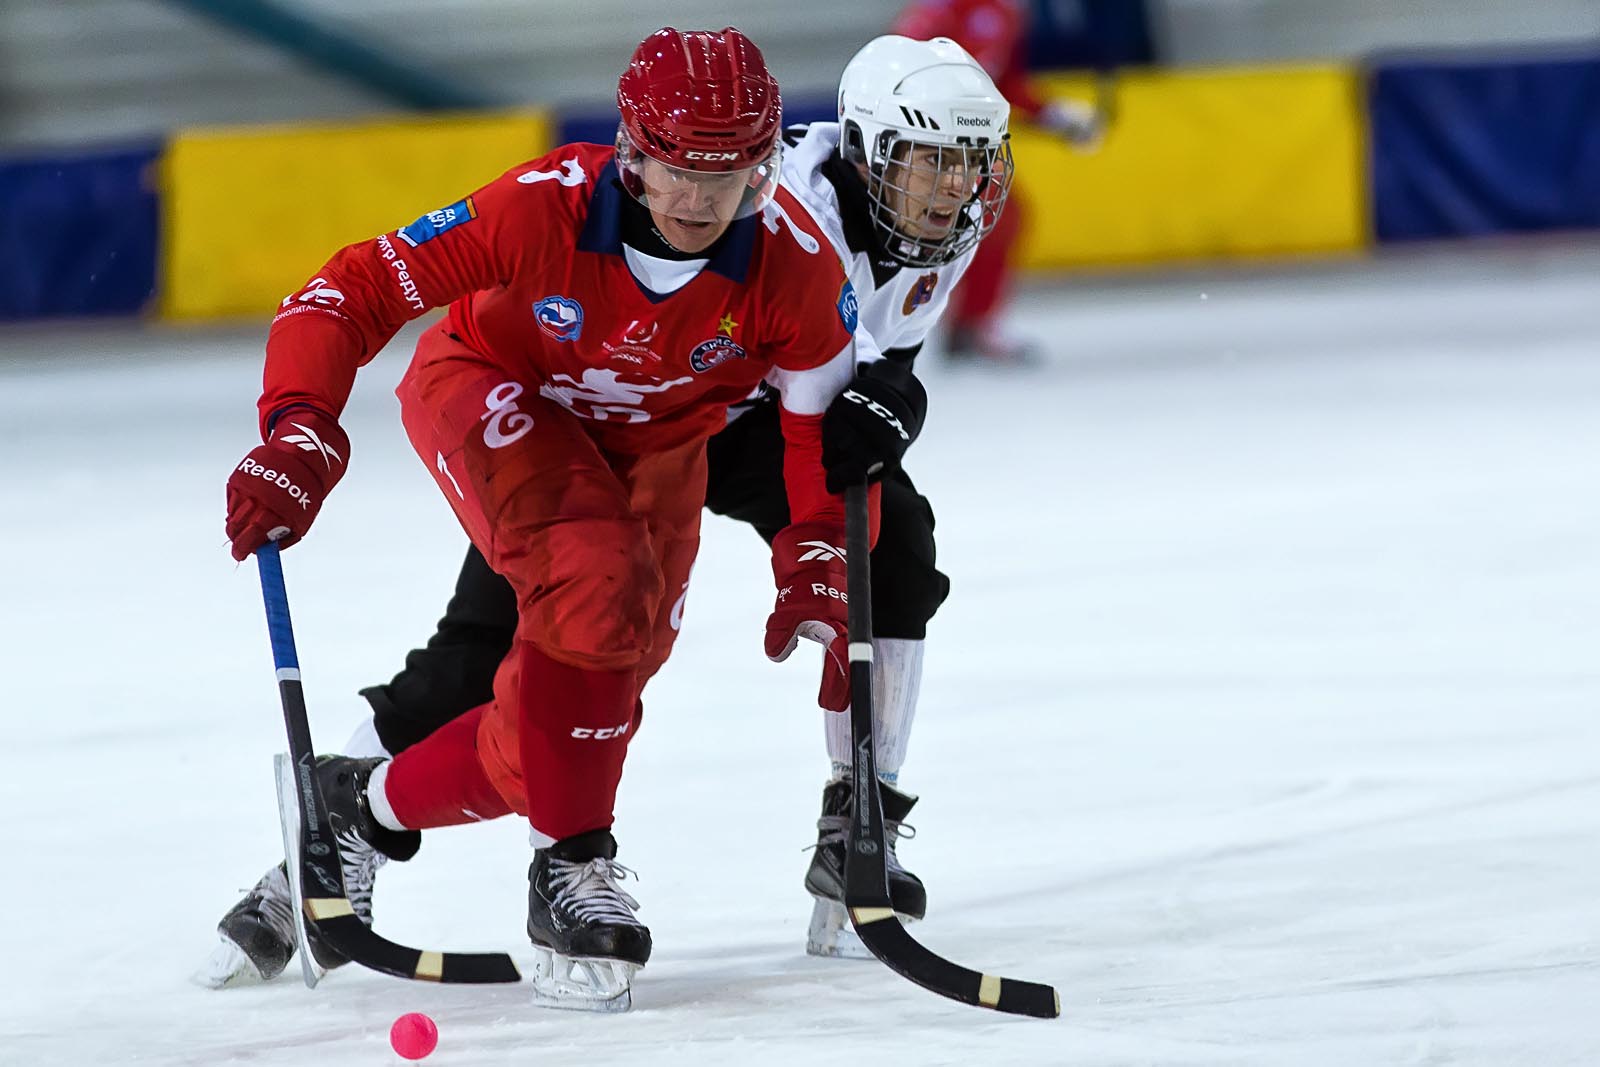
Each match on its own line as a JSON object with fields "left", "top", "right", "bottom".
{"left": 879, "top": 143, "right": 988, "bottom": 242}
{"left": 638, "top": 157, "right": 748, "bottom": 253}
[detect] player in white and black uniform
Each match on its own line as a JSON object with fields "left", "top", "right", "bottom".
{"left": 203, "top": 35, "right": 1015, "bottom": 985}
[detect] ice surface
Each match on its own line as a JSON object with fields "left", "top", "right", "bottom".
{"left": 3, "top": 243, "right": 1599, "bottom": 1065}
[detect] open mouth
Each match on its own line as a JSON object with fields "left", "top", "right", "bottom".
{"left": 669, "top": 216, "right": 716, "bottom": 231}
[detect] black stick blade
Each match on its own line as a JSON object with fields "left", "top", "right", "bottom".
{"left": 308, "top": 910, "right": 522, "bottom": 984}
{"left": 851, "top": 911, "right": 1059, "bottom": 1019}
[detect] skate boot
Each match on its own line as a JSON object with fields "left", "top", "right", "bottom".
{"left": 197, "top": 863, "right": 296, "bottom": 988}
{"left": 804, "top": 778, "right": 926, "bottom": 958}
{"left": 526, "top": 828, "right": 650, "bottom": 1013}
{"left": 303, "top": 756, "right": 421, "bottom": 970}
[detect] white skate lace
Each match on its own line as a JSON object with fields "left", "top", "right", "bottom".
{"left": 813, "top": 815, "right": 915, "bottom": 874}
{"left": 548, "top": 858, "right": 643, "bottom": 926}
{"left": 335, "top": 826, "right": 387, "bottom": 923}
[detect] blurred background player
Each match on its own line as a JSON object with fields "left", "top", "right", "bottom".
{"left": 204, "top": 33, "right": 1015, "bottom": 983}
{"left": 217, "top": 26, "right": 871, "bottom": 1011}
{"left": 894, "top": 0, "right": 1104, "bottom": 363}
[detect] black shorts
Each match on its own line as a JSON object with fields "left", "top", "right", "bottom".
{"left": 363, "top": 400, "right": 949, "bottom": 753}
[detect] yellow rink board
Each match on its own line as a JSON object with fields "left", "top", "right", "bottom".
{"left": 1013, "top": 65, "right": 1367, "bottom": 269}
{"left": 161, "top": 110, "right": 551, "bottom": 319}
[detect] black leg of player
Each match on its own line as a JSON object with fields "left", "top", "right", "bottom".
{"left": 841, "top": 483, "right": 1060, "bottom": 1019}
{"left": 255, "top": 541, "right": 521, "bottom": 985}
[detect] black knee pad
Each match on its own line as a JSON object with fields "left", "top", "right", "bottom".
{"left": 869, "top": 473, "right": 949, "bottom": 640}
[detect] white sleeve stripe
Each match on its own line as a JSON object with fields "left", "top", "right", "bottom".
{"left": 772, "top": 340, "right": 856, "bottom": 416}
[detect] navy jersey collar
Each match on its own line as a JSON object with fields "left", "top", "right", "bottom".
{"left": 578, "top": 161, "right": 758, "bottom": 284}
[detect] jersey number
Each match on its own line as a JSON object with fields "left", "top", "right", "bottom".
{"left": 481, "top": 381, "right": 535, "bottom": 448}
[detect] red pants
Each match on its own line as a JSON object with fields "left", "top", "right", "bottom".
{"left": 950, "top": 189, "right": 1023, "bottom": 333}
{"left": 385, "top": 326, "right": 703, "bottom": 842}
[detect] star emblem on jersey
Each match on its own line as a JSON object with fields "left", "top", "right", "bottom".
{"left": 717, "top": 313, "right": 739, "bottom": 336}
{"left": 902, "top": 272, "right": 939, "bottom": 315}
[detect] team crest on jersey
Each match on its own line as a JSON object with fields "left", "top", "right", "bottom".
{"left": 398, "top": 197, "right": 476, "bottom": 247}
{"left": 534, "top": 295, "right": 584, "bottom": 342}
{"left": 837, "top": 280, "right": 859, "bottom": 332}
{"left": 602, "top": 319, "right": 662, "bottom": 365}
{"left": 902, "top": 272, "right": 939, "bottom": 315}
{"left": 689, "top": 336, "right": 746, "bottom": 373}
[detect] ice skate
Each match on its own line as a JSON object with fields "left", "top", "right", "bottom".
{"left": 263, "top": 753, "right": 420, "bottom": 985}
{"left": 197, "top": 862, "right": 297, "bottom": 988}
{"left": 526, "top": 828, "right": 650, "bottom": 1013}
{"left": 804, "top": 778, "right": 926, "bottom": 959}
{"left": 298, "top": 755, "right": 420, "bottom": 970}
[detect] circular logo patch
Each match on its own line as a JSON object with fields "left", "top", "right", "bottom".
{"left": 689, "top": 336, "right": 747, "bottom": 373}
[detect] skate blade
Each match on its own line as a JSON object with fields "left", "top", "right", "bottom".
{"left": 194, "top": 934, "right": 268, "bottom": 989}
{"left": 529, "top": 946, "right": 638, "bottom": 1013}
{"left": 273, "top": 752, "right": 325, "bottom": 990}
{"left": 806, "top": 897, "right": 916, "bottom": 960}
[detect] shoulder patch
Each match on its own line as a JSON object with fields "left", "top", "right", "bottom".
{"left": 398, "top": 197, "right": 476, "bottom": 248}
{"left": 837, "top": 280, "right": 859, "bottom": 333}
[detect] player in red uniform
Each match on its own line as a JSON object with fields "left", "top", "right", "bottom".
{"left": 222, "top": 27, "right": 876, "bottom": 1011}
{"left": 893, "top": 0, "right": 1101, "bottom": 361}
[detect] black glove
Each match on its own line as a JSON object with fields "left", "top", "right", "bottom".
{"left": 821, "top": 359, "right": 927, "bottom": 493}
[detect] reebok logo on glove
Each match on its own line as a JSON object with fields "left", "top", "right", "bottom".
{"left": 277, "top": 420, "right": 344, "bottom": 468}
{"left": 797, "top": 540, "right": 846, "bottom": 563}
{"left": 767, "top": 522, "right": 853, "bottom": 712}
{"left": 235, "top": 459, "right": 315, "bottom": 510}
{"left": 224, "top": 408, "right": 350, "bottom": 561}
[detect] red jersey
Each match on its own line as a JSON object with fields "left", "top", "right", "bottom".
{"left": 261, "top": 143, "right": 859, "bottom": 524}
{"left": 893, "top": 0, "right": 1044, "bottom": 118}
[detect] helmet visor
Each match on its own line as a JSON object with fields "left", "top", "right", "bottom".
{"left": 616, "top": 126, "right": 782, "bottom": 225}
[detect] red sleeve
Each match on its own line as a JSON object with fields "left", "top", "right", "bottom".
{"left": 757, "top": 192, "right": 858, "bottom": 526}
{"left": 780, "top": 406, "right": 841, "bottom": 525}
{"left": 996, "top": 35, "right": 1046, "bottom": 119}
{"left": 256, "top": 161, "right": 548, "bottom": 437}
{"left": 780, "top": 408, "right": 881, "bottom": 542}
{"left": 891, "top": 0, "right": 949, "bottom": 40}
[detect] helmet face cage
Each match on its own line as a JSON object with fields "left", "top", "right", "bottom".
{"left": 615, "top": 124, "right": 783, "bottom": 224}
{"left": 859, "top": 129, "right": 1015, "bottom": 268}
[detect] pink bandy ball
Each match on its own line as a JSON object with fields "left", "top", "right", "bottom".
{"left": 389, "top": 1012, "right": 439, "bottom": 1060}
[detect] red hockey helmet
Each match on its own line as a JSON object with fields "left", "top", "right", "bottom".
{"left": 615, "top": 27, "right": 784, "bottom": 223}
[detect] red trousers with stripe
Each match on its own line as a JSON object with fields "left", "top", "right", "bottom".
{"left": 383, "top": 326, "right": 702, "bottom": 842}
{"left": 949, "top": 188, "right": 1024, "bottom": 333}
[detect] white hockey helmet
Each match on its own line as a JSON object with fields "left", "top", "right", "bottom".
{"left": 837, "top": 35, "right": 1015, "bottom": 267}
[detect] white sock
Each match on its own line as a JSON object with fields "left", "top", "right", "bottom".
{"left": 341, "top": 715, "right": 392, "bottom": 760}
{"left": 365, "top": 760, "right": 409, "bottom": 831}
{"left": 825, "top": 638, "right": 924, "bottom": 785}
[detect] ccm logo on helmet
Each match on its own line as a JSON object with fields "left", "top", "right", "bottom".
{"left": 684, "top": 150, "right": 741, "bottom": 161}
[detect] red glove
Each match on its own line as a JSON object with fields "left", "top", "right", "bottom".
{"left": 225, "top": 409, "right": 349, "bottom": 561}
{"left": 764, "top": 522, "right": 852, "bottom": 712}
